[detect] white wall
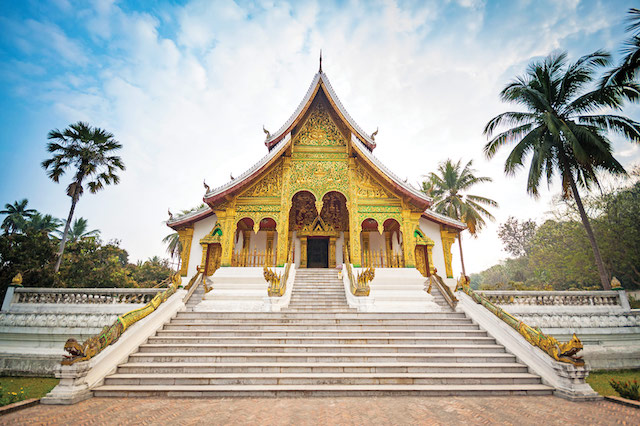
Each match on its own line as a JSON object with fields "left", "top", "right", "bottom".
{"left": 187, "top": 214, "right": 218, "bottom": 279}
{"left": 419, "top": 218, "right": 458, "bottom": 278}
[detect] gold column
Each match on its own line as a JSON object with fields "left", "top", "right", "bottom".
{"left": 440, "top": 228, "right": 457, "bottom": 278}
{"left": 177, "top": 226, "right": 194, "bottom": 276}
{"left": 266, "top": 231, "right": 275, "bottom": 266}
{"left": 300, "top": 237, "right": 308, "bottom": 268}
{"left": 361, "top": 232, "right": 370, "bottom": 267}
{"left": 400, "top": 209, "right": 419, "bottom": 268}
{"left": 384, "top": 232, "right": 392, "bottom": 267}
{"left": 276, "top": 157, "right": 292, "bottom": 266}
{"left": 426, "top": 242, "right": 435, "bottom": 275}
{"left": 219, "top": 207, "right": 237, "bottom": 267}
{"left": 329, "top": 237, "right": 337, "bottom": 268}
{"left": 347, "top": 158, "right": 361, "bottom": 267}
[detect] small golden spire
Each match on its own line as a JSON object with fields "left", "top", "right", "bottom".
{"left": 319, "top": 49, "right": 323, "bottom": 73}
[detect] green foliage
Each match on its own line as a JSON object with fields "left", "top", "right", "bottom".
{"left": 497, "top": 216, "right": 537, "bottom": 257}
{"left": 0, "top": 231, "right": 57, "bottom": 299}
{"left": 128, "top": 256, "right": 174, "bottom": 288}
{"left": 421, "top": 159, "right": 497, "bottom": 235}
{"left": 56, "top": 238, "right": 134, "bottom": 288}
{"left": 0, "top": 199, "right": 37, "bottom": 234}
{"left": 601, "top": 8, "right": 640, "bottom": 89}
{"left": 59, "top": 217, "right": 100, "bottom": 243}
{"left": 610, "top": 379, "right": 640, "bottom": 401}
{"left": 0, "top": 384, "right": 25, "bottom": 406}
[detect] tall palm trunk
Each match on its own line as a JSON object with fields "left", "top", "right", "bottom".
{"left": 458, "top": 232, "right": 467, "bottom": 277}
{"left": 561, "top": 155, "right": 610, "bottom": 290}
{"left": 54, "top": 195, "right": 78, "bottom": 273}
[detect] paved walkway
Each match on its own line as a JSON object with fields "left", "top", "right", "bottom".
{"left": 1, "top": 396, "right": 638, "bottom": 425}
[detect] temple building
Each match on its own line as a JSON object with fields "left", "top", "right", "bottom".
{"left": 167, "top": 65, "right": 465, "bottom": 292}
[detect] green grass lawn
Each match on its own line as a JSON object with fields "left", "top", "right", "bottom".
{"left": 586, "top": 369, "right": 640, "bottom": 397}
{"left": 0, "top": 377, "right": 59, "bottom": 407}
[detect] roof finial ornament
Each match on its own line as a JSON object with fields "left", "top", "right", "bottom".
{"left": 371, "top": 127, "right": 378, "bottom": 141}
{"left": 203, "top": 180, "right": 210, "bottom": 193}
{"left": 230, "top": 173, "right": 235, "bottom": 180}
{"left": 319, "top": 49, "right": 323, "bottom": 73}
{"left": 263, "top": 125, "right": 271, "bottom": 140}
{"left": 167, "top": 208, "right": 174, "bottom": 221}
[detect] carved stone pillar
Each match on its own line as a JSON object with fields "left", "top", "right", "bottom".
{"left": 300, "top": 237, "right": 308, "bottom": 268}
{"left": 329, "top": 237, "right": 337, "bottom": 268}
{"left": 177, "top": 226, "right": 194, "bottom": 276}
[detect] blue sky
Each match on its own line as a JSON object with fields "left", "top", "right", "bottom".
{"left": 1, "top": 0, "right": 638, "bottom": 273}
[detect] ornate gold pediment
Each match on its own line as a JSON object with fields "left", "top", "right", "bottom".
{"left": 200, "top": 223, "right": 223, "bottom": 245}
{"left": 299, "top": 215, "right": 338, "bottom": 237}
{"left": 354, "top": 161, "right": 394, "bottom": 199}
{"left": 294, "top": 97, "right": 346, "bottom": 147}
{"left": 241, "top": 161, "right": 283, "bottom": 197}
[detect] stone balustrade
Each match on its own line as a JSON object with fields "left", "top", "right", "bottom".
{"left": 476, "top": 290, "right": 622, "bottom": 308}
{"left": 9, "top": 288, "right": 161, "bottom": 305}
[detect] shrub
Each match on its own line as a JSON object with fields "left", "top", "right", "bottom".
{"left": 609, "top": 379, "right": 640, "bottom": 401}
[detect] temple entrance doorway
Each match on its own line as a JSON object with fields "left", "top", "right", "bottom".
{"left": 307, "top": 237, "right": 329, "bottom": 268}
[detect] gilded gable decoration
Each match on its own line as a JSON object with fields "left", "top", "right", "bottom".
{"left": 354, "top": 162, "right": 394, "bottom": 199}
{"left": 294, "top": 98, "right": 346, "bottom": 147}
{"left": 242, "top": 162, "right": 283, "bottom": 197}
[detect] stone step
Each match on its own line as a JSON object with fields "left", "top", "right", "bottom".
{"left": 147, "top": 336, "right": 497, "bottom": 345}
{"left": 117, "top": 362, "right": 530, "bottom": 374}
{"left": 137, "top": 343, "right": 506, "bottom": 354}
{"left": 104, "top": 372, "right": 541, "bottom": 386}
{"left": 155, "top": 329, "right": 489, "bottom": 337}
{"left": 127, "top": 352, "right": 517, "bottom": 363}
{"left": 174, "top": 312, "right": 467, "bottom": 319}
{"left": 93, "top": 383, "right": 553, "bottom": 397}
{"left": 162, "top": 323, "right": 480, "bottom": 331}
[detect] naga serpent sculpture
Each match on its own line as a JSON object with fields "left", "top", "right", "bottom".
{"left": 62, "top": 273, "right": 181, "bottom": 365}
{"left": 457, "top": 277, "right": 584, "bottom": 366}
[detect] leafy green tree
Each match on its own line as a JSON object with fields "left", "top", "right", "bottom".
{"left": 57, "top": 238, "right": 134, "bottom": 288}
{"left": 422, "top": 159, "right": 497, "bottom": 275}
{"left": 497, "top": 216, "right": 538, "bottom": 257}
{"left": 23, "top": 213, "right": 63, "bottom": 236}
{"left": 484, "top": 51, "right": 640, "bottom": 289}
{"left": 0, "top": 232, "right": 57, "bottom": 299}
{"left": 128, "top": 256, "right": 174, "bottom": 287}
{"left": 59, "top": 217, "right": 100, "bottom": 243}
{"left": 0, "top": 199, "right": 37, "bottom": 234}
{"left": 602, "top": 8, "right": 640, "bottom": 88}
{"left": 42, "top": 122, "right": 125, "bottom": 272}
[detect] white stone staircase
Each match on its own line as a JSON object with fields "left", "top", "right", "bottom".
{"left": 93, "top": 269, "right": 553, "bottom": 397}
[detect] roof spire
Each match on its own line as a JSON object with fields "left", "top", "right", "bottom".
{"left": 319, "top": 49, "right": 322, "bottom": 73}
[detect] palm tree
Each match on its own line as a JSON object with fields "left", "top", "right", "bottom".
{"left": 0, "top": 199, "right": 37, "bottom": 234}
{"left": 601, "top": 8, "right": 640, "bottom": 88}
{"left": 24, "top": 213, "right": 63, "bottom": 236}
{"left": 422, "top": 159, "right": 498, "bottom": 276}
{"left": 483, "top": 51, "right": 640, "bottom": 290}
{"left": 59, "top": 217, "right": 100, "bottom": 243}
{"left": 162, "top": 232, "right": 182, "bottom": 272}
{"left": 42, "top": 122, "right": 125, "bottom": 272}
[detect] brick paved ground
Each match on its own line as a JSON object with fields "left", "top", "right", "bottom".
{"left": 1, "top": 396, "right": 638, "bottom": 425}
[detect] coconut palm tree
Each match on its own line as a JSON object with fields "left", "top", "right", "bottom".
{"left": 483, "top": 50, "right": 640, "bottom": 290}
{"left": 59, "top": 217, "right": 100, "bottom": 243}
{"left": 422, "top": 159, "right": 498, "bottom": 276}
{"left": 0, "top": 199, "right": 37, "bottom": 234}
{"left": 162, "top": 232, "right": 182, "bottom": 272}
{"left": 601, "top": 8, "right": 640, "bottom": 88}
{"left": 23, "top": 213, "right": 63, "bottom": 236}
{"left": 41, "top": 122, "right": 125, "bottom": 272}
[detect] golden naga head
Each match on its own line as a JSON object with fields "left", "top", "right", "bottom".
{"left": 11, "top": 273, "right": 23, "bottom": 286}
{"left": 556, "top": 334, "right": 584, "bottom": 366}
{"left": 61, "top": 338, "right": 85, "bottom": 365}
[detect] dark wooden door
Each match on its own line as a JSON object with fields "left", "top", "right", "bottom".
{"left": 307, "top": 238, "right": 329, "bottom": 268}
